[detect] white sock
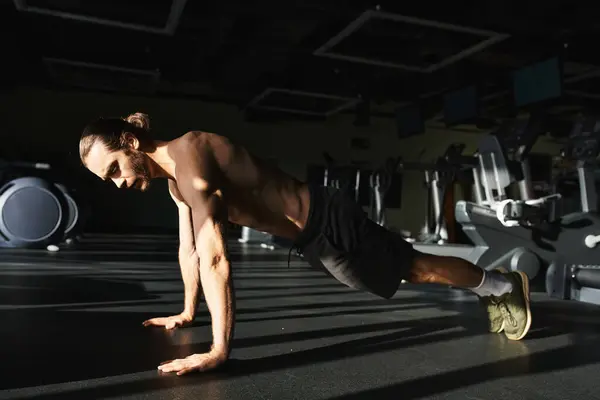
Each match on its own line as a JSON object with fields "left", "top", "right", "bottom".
{"left": 470, "top": 270, "right": 513, "bottom": 297}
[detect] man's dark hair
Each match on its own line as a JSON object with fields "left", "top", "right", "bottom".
{"left": 79, "top": 112, "right": 151, "bottom": 164}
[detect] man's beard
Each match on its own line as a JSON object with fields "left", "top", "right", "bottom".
{"left": 127, "top": 149, "right": 151, "bottom": 191}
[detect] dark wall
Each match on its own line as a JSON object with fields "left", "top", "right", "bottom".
{"left": 0, "top": 87, "right": 404, "bottom": 233}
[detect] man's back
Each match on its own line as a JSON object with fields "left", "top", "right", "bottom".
{"left": 171, "top": 131, "right": 309, "bottom": 240}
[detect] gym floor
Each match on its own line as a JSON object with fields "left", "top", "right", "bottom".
{"left": 2, "top": 235, "right": 600, "bottom": 400}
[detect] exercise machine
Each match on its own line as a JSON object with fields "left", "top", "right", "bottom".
{"left": 237, "top": 226, "right": 276, "bottom": 250}
{"left": 55, "top": 183, "right": 83, "bottom": 243}
{"left": 420, "top": 169, "right": 448, "bottom": 243}
{"left": 416, "top": 143, "right": 469, "bottom": 244}
{"left": 414, "top": 115, "right": 559, "bottom": 279}
{"left": 322, "top": 152, "right": 363, "bottom": 204}
{"left": 546, "top": 115, "right": 600, "bottom": 306}
{"left": 454, "top": 117, "right": 559, "bottom": 278}
{"left": 0, "top": 159, "right": 82, "bottom": 250}
{"left": 490, "top": 115, "right": 560, "bottom": 227}
{"left": 369, "top": 157, "right": 401, "bottom": 227}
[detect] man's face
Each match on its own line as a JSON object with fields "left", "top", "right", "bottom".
{"left": 85, "top": 141, "right": 152, "bottom": 191}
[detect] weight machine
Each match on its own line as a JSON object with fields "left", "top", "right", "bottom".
{"left": 415, "top": 143, "right": 471, "bottom": 244}
{"left": 369, "top": 157, "right": 401, "bottom": 227}
{"left": 413, "top": 115, "right": 560, "bottom": 279}
{"left": 545, "top": 115, "right": 600, "bottom": 306}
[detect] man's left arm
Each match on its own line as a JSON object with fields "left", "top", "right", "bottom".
{"left": 158, "top": 186, "right": 235, "bottom": 375}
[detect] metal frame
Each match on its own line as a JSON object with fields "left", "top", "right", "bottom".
{"left": 314, "top": 10, "right": 509, "bottom": 73}
{"left": 13, "top": 0, "right": 187, "bottom": 35}
{"left": 43, "top": 57, "right": 161, "bottom": 93}
{"left": 565, "top": 69, "right": 600, "bottom": 100}
{"left": 246, "top": 88, "right": 361, "bottom": 117}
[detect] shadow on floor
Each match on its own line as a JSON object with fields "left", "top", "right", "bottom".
{"left": 0, "top": 308, "right": 176, "bottom": 391}
{"left": 4, "top": 282, "right": 600, "bottom": 397}
{"left": 0, "top": 281, "right": 450, "bottom": 392}
{"left": 0, "top": 274, "right": 157, "bottom": 306}
{"left": 324, "top": 338, "right": 600, "bottom": 399}
{"left": 526, "top": 300, "right": 600, "bottom": 339}
{"left": 11, "top": 300, "right": 600, "bottom": 400}
{"left": 1, "top": 314, "right": 475, "bottom": 398}
{"left": 0, "top": 249, "right": 292, "bottom": 264}
{"left": 0, "top": 274, "right": 171, "bottom": 390}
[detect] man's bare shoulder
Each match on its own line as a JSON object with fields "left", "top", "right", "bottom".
{"left": 169, "top": 131, "right": 207, "bottom": 155}
{"left": 169, "top": 131, "right": 236, "bottom": 157}
{"left": 169, "top": 132, "right": 225, "bottom": 198}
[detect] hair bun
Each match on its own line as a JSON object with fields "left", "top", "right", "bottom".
{"left": 124, "top": 112, "right": 150, "bottom": 130}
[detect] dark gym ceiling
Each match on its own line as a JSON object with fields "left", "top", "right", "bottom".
{"left": 4, "top": 0, "right": 600, "bottom": 125}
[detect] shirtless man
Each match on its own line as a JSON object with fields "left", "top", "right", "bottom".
{"left": 79, "top": 112, "right": 532, "bottom": 376}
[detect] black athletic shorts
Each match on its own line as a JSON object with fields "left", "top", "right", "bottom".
{"left": 293, "top": 185, "right": 417, "bottom": 299}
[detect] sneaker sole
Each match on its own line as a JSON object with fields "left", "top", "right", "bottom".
{"left": 505, "top": 271, "right": 531, "bottom": 341}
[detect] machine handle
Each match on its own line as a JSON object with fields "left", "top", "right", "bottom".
{"left": 584, "top": 235, "right": 600, "bottom": 249}
{"left": 495, "top": 199, "right": 520, "bottom": 227}
{"left": 32, "top": 163, "right": 51, "bottom": 170}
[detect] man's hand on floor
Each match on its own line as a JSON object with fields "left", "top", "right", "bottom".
{"left": 158, "top": 350, "right": 227, "bottom": 375}
{"left": 143, "top": 312, "right": 194, "bottom": 330}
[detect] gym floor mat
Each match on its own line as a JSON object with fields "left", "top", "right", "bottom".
{"left": 1, "top": 235, "right": 600, "bottom": 400}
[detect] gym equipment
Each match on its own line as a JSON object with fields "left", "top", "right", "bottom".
{"left": 396, "top": 143, "right": 474, "bottom": 244}
{"left": 490, "top": 116, "right": 561, "bottom": 227}
{"left": 551, "top": 162, "right": 586, "bottom": 218}
{"left": 238, "top": 226, "right": 276, "bottom": 250}
{"left": 0, "top": 159, "right": 51, "bottom": 171}
{"left": 420, "top": 169, "right": 447, "bottom": 243}
{"left": 546, "top": 116, "right": 600, "bottom": 306}
{"left": 55, "top": 183, "right": 84, "bottom": 243}
{"left": 456, "top": 117, "right": 560, "bottom": 278}
{"left": 322, "top": 152, "right": 363, "bottom": 204}
{"left": 369, "top": 157, "right": 401, "bottom": 227}
{"left": 0, "top": 159, "right": 82, "bottom": 250}
{"left": 414, "top": 115, "right": 558, "bottom": 279}
{"left": 0, "top": 176, "right": 68, "bottom": 249}
{"left": 416, "top": 143, "right": 469, "bottom": 244}
{"left": 315, "top": 153, "right": 403, "bottom": 227}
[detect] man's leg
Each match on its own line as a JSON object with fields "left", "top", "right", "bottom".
{"left": 407, "top": 253, "right": 531, "bottom": 341}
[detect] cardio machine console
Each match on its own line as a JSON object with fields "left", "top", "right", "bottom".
{"left": 564, "top": 117, "right": 600, "bottom": 162}
{"left": 496, "top": 116, "right": 543, "bottom": 159}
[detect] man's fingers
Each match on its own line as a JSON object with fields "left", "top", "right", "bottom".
{"left": 158, "top": 356, "right": 207, "bottom": 374}
{"left": 159, "top": 360, "right": 183, "bottom": 373}
{"left": 144, "top": 316, "right": 180, "bottom": 327}
{"left": 143, "top": 318, "right": 165, "bottom": 327}
{"left": 158, "top": 361, "right": 174, "bottom": 372}
{"left": 143, "top": 315, "right": 190, "bottom": 329}
{"left": 165, "top": 318, "right": 184, "bottom": 330}
{"left": 174, "top": 360, "right": 206, "bottom": 375}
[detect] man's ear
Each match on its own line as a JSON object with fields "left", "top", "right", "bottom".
{"left": 121, "top": 132, "right": 140, "bottom": 150}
